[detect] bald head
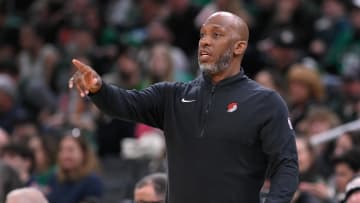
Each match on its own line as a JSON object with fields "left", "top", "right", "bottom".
{"left": 198, "top": 11, "right": 249, "bottom": 80}
{"left": 205, "top": 12, "right": 249, "bottom": 42}
{"left": 6, "top": 188, "right": 48, "bottom": 203}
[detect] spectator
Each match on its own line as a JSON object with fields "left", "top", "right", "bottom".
{"left": 0, "top": 74, "right": 27, "bottom": 134}
{"left": 0, "top": 142, "right": 35, "bottom": 186}
{"left": 63, "top": 27, "right": 96, "bottom": 63}
{"left": 146, "top": 43, "right": 175, "bottom": 84}
{"left": 333, "top": 149, "right": 360, "bottom": 201}
{"left": 0, "top": 127, "right": 9, "bottom": 149}
{"left": 265, "top": 0, "right": 318, "bottom": 49}
{"left": 254, "top": 69, "right": 285, "bottom": 96}
{"left": 247, "top": 0, "right": 276, "bottom": 42}
{"left": 112, "top": 0, "right": 167, "bottom": 48}
{"left": 300, "top": 107, "right": 341, "bottom": 178}
{"left": 291, "top": 190, "right": 323, "bottom": 203}
{"left": 136, "top": 0, "right": 167, "bottom": 26}
{"left": 0, "top": 60, "right": 19, "bottom": 81}
{"left": 0, "top": 160, "right": 22, "bottom": 203}
{"left": 47, "top": 131, "right": 103, "bottom": 203}
{"left": 287, "top": 64, "right": 325, "bottom": 128}
{"left": 134, "top": 173, "right": 167, "bottom": 203}
{"left": 296, "top": 137, "right": 323, "bottom": 183}
{"left": 260, "top": 28, "right": 303, "bottom": 74}
{"left": 27, "top": 135, "right": 57, "bottom": 192}
{"left": 343, "top": 175, "right": 360, "bottom": 203}
{"left": 11, "top": 119, "right": 40, "bottom": 143}
{"left": 300, "top": 107, "right": 340, "bottom": 137}
{"left": 337, "top": 66, "right": 360, "bottom": 122}
{"left": 0, "top": 6, "right": 19, "bottom": 59}
{"left": 18, "top": 24, "right": 59, "bottom": 86}
{"left": 164, "top": 0, "right": 201, "bottom": 57}
{"left": 296, "top": 137, "right": 339, "bottom": 203}
{"left": 309, "top": 0, "right": 350, "bottom": 62}
{"left": 325, "top": 0, "right": 360, "bottom": 75}
{"left": 333, "top": 131, "right": 360, "bottom": 158}
{"left": 139, "top": 23, "right": 192, "bottom": 80}
{"left": 105, "top": 0, "right": 136, "bottom": 27}
{"left": 103, "top": 51, "right": 144, "bottom": 90}
{"left": 6, "top": 187, "right": 48, "bottom": 203}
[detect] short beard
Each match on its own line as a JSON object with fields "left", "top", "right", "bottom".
{"left": 199, "top": 48, "right": 233, "bottom": 75}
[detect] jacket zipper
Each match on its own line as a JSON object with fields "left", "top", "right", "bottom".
{"left": 200, "top": 85, "right": 216, "bottom": 137}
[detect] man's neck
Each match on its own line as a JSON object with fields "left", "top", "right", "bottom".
{"left": 210, "top": 62, "right": 241, "bottom": 84}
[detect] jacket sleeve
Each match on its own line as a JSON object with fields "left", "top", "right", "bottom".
{"left": 260, "top": 92, "right": 299, "bottom": 203}
{"left": 89, "top": 82, "right": 169, "bottom": 129}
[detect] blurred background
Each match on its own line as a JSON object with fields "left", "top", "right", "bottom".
{"left": 0, "top": 0, "right": 359, "bottom": 202}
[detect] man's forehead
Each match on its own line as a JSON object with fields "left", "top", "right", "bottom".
{"left": 202, "top": 14, "right": 236, "bottom": 30}
{"left": 200, "top": 23, "right": 227, "bottom": 31}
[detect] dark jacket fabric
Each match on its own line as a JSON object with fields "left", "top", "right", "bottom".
{"left": 91, "top": 69, "right": 299, "bottom": 203}
{"left": 47, "top": 173, "right": 103, "bottom": 203}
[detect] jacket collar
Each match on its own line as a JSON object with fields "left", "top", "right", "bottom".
{"left": 201, "top": 68, "right": 247, "bottom": 88}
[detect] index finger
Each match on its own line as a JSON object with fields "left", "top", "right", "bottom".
{"left": 72, "top": 59, "right": 92, "bottom": 73}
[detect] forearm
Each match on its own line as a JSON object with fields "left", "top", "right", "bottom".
{"left": 89, "top": 82, "right": 165, "bottom": 128}
{"left": 260, "top": 92, "right": 299, "bottom": 203}
{"left": 90, "top": 83, "right": 134, "bottom": 119}
{"left": 265, "top": 158, "right": 299, "bottom": 203}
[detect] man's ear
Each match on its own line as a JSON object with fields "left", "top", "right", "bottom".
{"left": 233, "top": 41, "right": 248, "bottom": 55}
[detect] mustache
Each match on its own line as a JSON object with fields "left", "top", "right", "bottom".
{"left": 198, "top": 47, "right": 233, "bottom": 74}
{"left": 198, "top": 47, "right": 212, "bottom": 55}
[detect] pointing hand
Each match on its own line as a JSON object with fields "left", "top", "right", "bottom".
{"left": 68, "top": 59, "right": 102, "bottom": 97}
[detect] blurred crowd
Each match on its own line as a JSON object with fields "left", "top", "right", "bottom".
{"left": 0, "top": 0, "right": 360, "bottom": 202}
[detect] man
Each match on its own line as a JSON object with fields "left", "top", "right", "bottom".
{"left": 134, "top": 173, "right": 167, "bottom": 203}
{"left": 6, "top": 187, "right": 48, "bottom": 203}
{"left": 69, "top": 12, "right": 298, "bottom": 203}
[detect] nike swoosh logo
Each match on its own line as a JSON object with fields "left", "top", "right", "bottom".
{"left": 181, "top": 98, "right": 196, "bottom": 103}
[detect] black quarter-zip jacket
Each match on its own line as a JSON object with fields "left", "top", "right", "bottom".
{"left": 90, "top": 69, "right": 299, "bottom": 203}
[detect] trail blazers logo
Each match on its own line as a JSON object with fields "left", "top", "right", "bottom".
{"left": 227, "top": 102, "right": 238, "bottom": 113}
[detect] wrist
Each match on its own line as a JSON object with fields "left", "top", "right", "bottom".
{"left": 89, "top": 77, "right": 102, "bottom": 93}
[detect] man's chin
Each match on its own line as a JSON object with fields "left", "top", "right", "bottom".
{"left": 199, "top": 63, "right": 218, "bottom": 74}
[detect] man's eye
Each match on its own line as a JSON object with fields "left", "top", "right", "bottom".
{"left": 213, "top": 33, "right": 221, "bottom": 38}
{"left": 200, "top": 33, "right": 205, "bottom": 38}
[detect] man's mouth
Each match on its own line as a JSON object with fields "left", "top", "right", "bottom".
{"left": 199, "top": 50, "right": 211, "bottom": 56}
{"left": 199, "top": 49, "right": 213, "bottom": 63}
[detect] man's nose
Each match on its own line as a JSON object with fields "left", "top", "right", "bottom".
{"left": 199, "top": 36, "right": 211, "bottom": 47}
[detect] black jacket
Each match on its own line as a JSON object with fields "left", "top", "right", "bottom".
{"left": 90, "top": 70, "right": 299, "bottom": 203}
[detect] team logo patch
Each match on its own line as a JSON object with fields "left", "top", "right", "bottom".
{"left": 227, "top": 102, "right": 238, "bottom": 113}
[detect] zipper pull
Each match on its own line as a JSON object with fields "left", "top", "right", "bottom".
{"left": 211, "top": 85, "right": 216, "bottom": 94}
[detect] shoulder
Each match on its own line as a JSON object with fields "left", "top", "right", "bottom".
{"left": 244, "top": 78, "right": 275, "bottom": 97}
{"left": 245, "top": 79, "right": 288, "bottom": 108}
{"left": 152, "top": 78, "right": 200, "bottom": 91}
